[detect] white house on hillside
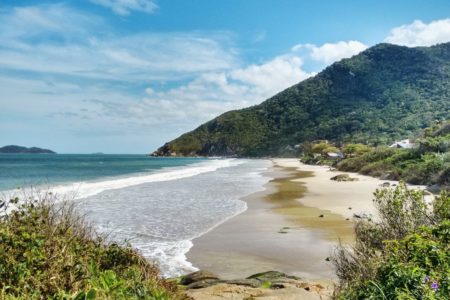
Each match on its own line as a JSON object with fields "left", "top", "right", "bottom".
{"left": 389, "top": 139, "right": 415, "bottom": 149}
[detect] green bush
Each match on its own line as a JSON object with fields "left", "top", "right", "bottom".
{"left": 0, "top": 194, "right": 187, "bottom": 300}
{"left": 337, "top": 147, "right": 397, "bottom": 172}
{"left": 333, "top": 184, "right": 450, "bottom": 299}
{"left": 342, "top": 143, "right": 372, "bottom": 156}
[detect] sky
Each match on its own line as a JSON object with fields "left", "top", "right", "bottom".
{"left": 1, "top": 0, "right": 450, "bottom": 154}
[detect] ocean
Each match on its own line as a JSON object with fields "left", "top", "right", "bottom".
{"left": 0, "top": 154, "right": 271, "bottom": 277}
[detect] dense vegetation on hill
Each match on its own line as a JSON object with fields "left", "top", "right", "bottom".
{"left": 301, "top": 121, "right": 449, "bottom": 188}
{"left": 337, "top": 121, "right": 449, "bottom": 187}
{"left": 333, "top": 184, "right": 450, "bottom": 299}
{"left": 154, "top": 42, "right": 450, "bottom": 157}
{"left": 0, "top": 194, "right": 186, "bottom": 300}
{"left": 0, "top": 145, "right": 56, "bottom": 154}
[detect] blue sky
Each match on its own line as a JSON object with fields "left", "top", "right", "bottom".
{"left": 1, "top": 0, "right": 450, "bottom": 153}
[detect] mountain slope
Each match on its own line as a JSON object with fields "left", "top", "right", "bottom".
{"left": 154, "top": 43, "right": 450, "bottom": 157}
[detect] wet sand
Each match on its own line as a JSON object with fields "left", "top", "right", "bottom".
{"left": 187, "top": 162, "right": 355, "bottom": 280}
{"left": 186, "top": 158, "right": 409, "bottom": 280}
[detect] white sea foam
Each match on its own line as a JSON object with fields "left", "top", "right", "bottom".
{"left": 2, "top": 158, "right": 272, "bottom": 278}
{"left": 3, "top": 159, "right": 242, "bottom": 201}
{"left": 79, "top": 159, "right": 272, "bottom": 277}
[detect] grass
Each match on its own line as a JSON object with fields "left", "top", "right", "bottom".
{"left": 0, "top": 191, "right": 189, "bottom": 300}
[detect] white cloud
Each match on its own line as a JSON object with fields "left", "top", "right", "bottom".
{"left": 0, "top": 4, "right": 314, "bottom": 126}
{"left": 293, "top": 41, "right": 368, "bottom": 64}
{"left": 91, "top": 0, "right": 158, "bottom": 16}
{"left": 129, "top": 55, "right": 314, "bottom": 127}
{"left": 384, "top": 19, "right": 450, "bottom": 47}
{"left": 0, "top": 3, "right": 316, "bottom": 151}
{"left": 0, "top": 6, "right": 237, "bottom": 82}
{"left": 0, "top": 4, "right": 103, "bottom": 40}
{"left": 231, "top": 55, "right": 312, "bottom": 95}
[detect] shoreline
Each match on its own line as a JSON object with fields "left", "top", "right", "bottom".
{"left": 186, "top": 158, "right": 408, "bottom": 281}
{"left": 187, "top": 159, "right": 348, "bottom": 281}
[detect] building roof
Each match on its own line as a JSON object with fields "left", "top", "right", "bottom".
{"left": 389, "top": 139, "right": 415, "bottom": 149}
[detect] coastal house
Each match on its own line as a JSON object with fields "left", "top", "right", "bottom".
{"left": 389, "top": 139, "right": 415, "bottom": 149}
{"left": 326, "top": 151, "right": 344, "bottom": 159}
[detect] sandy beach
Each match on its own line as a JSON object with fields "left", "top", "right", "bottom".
{"left": 187, "top": 158, "right": 402, "bottom": 281}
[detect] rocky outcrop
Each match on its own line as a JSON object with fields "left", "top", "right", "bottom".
{"left": 179, "top": 270, "right": 332, "bottom": 300}
{"left": 330, "top": 174, "right": 358, "bottom": 182}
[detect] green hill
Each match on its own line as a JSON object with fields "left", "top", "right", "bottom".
{"left": 0, "top": 145, "right": 56, "bottom": 154}
{"left": 154, "top": 43, "right": 450, "bottom": 157}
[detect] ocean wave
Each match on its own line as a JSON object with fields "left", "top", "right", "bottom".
{"left": 1, "top": 158, "right": 271, "bottom": 278}
{"left": 3, "top": 158, "right": 242, "bottom": 201}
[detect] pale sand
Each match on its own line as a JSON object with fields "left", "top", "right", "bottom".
{"left": 273, "top": 158, "right": 396, "bottom": 219}
{"left": 187, "top": 164, "right": 348, "bottom": 281}
{"left": 186, "top": 281, "right": 332, "bottom": 300}
{"left": 187, "top": 158, "right": 424, "bottom": 282}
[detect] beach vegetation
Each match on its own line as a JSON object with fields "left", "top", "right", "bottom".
{"left": 0, "top": 193, "right": 187, "bottom": 300}
{"left": 332, "top": 183, "right": 450, "bottom": 299}
{"left": 337, "top": 121, "right": 449, "bottom": 187}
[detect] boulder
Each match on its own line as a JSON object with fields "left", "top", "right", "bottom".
{"left": 247, "top": 271, "right": 300, "bottom": 282}
{"left": 186, "top": 279, "right": 222, "bottom": 289}
{"left": 427, "top": 184, "right": 442, "bottom": 194}
{"left": 330, "top": 174, "right": 359, "bottom": 182}
{"left": 353, "top": 213, "right": 371, "bottom": 219}
{"left": 379, "top": 173, "right": 392, "bottom": 180}
{"left": 180, "top": 270, "right": 220, "bottom": 286}
{"left": 226, "top": 279, "right": 262, "bottom": 288}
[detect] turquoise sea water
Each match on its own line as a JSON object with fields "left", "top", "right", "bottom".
{"left": 0, "top": 154, "right": 271, "bottom": 277}
{"left": 0, "top": 154, "right": 203, "bottom": 191}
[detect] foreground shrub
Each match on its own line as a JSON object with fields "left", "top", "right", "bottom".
{"left": 333, "top": 184, "right": 450, "bottom": 299}
{"left": 0, "top": 193, "right": 187, "bottom": 300}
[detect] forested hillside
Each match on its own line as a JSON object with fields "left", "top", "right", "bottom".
{"left": 154, "top": 43, "right": 450, "bottom": 157}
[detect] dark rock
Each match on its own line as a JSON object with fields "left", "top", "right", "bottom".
{"left": 379, "top": 173, "right": 392, "bottom": 180}
{"left": 330, "top": 174, "right": 358, "bottom": 182}
{"left": 226, "top": 279, "right": 262, "bottom": 288}
{"left": 186, "top": 279, "right": 221, "bottom": 289}
{"left": 271, "top": 283, "right": 285, "bottom": 289}
{"left": 318, "top": 214, "right": 324, "bottom": 218}
{"left": 427, "top": 184, "right": 441, "bottom": 194}
{"left": 247, "top": 271, "right": 300, "bottom": 282}
{"left": 180, "top": 270, "right": 220, "bottom": 285}
{"left": 181, "top": 270, "right": 306, "bottom": 291}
